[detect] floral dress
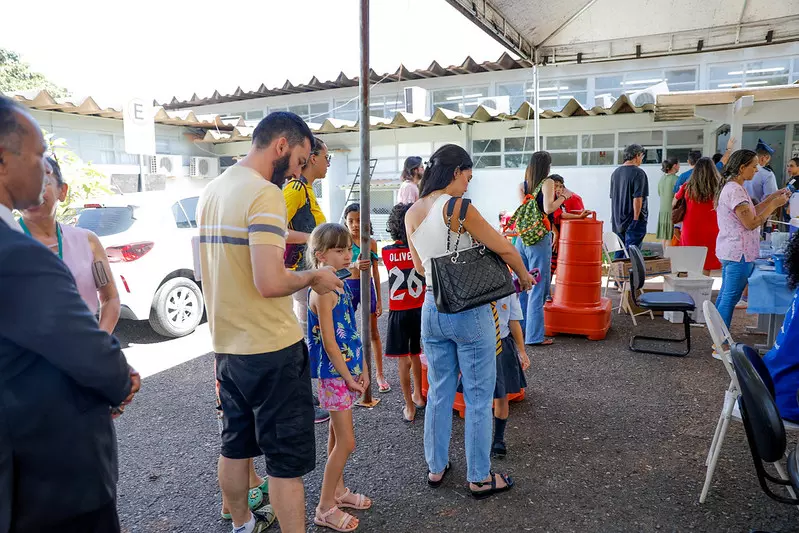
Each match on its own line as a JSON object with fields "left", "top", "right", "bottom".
{"left": 308, "top": 285, "right": 364, "bottom": 410}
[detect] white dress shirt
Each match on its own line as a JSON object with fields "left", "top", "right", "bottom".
{"left": 0, "top": 203, "right": 21, "bottom": 231}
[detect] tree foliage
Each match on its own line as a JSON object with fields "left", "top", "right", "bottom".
{"left": 45, "top": 131, "right": 113, "bottom": 222}
{"left": 0, "top": 49, "right": 67, "bottom": 97}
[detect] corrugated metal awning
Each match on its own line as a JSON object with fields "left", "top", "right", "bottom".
{"left": 8, "top": 89, "right": 240, "bottom": 130}
{"left": 161, "top": 53, "right": 531, "bottom": 110}
{"left": 202, "top": 94, "right": 654, "bottom": 143}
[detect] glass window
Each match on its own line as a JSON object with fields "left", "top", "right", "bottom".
{"left": 155, "top": 137, "right": 171, "bottom": 154}
{"left": 618, "top": 148, "right": 662, "bottom": 164}
{"left": 496, "top": 83, "right": 526, "bottom": 113}
{"left": 334, "top": 99, "right": 359, "bottom": 121}
{"left": 619, "top": 131, "right": 663, "bottom": 147}
{"left": 666, "top": 129, "right": 703, "bottom": 146}
{"left": 546, "top": 135, "right": 578, "bottom": 150}
{"left": 665, "top": 69, "right": 698, "bottom": 91}
{"left": 595, "top": 75, "right": 623, "bottom": 99}
{"left": 431, "top": 87, "right": 488, "bottom": 114}
{"left": 246, "top": 110, "right": 264, "bottom": 120}
{"left": 505, "top": 137, "right": 536, "bottom": 152}
{"left": 666, "top": 148, "right": 695, "bottom": 162}
{"left": 308, "top": 103, "right": 330, "bottom": 121}
{"left": 794, "top": 124, "right": 799, "bottom": 141}
{"left": 179, "top": 197, "right": 199, "bottom": 228}
{"left": 550, "top": 152, "right": 578, "bottom": 167}
{"left": 582, "top": 151, "right": 615, "bottom": 166}
{"left": 368, "top": 95, "right": 406, "bottom": 118}
{"left": 474, "top": 155, "right": 501, "bottom": 168}
{"left": 75, "top": 207, "right": 135, "bottom": 236}
{"left": 582, "top": 133, "right": 615, "bottom": 149}
{"left": 473, "top": 139, "right": 501, "bottom": 153}
{"left": 504, "top": 153, "right": 530, "bottom": 169}
{"left": 709, "top": 59, "right": 791, "bottom": 89}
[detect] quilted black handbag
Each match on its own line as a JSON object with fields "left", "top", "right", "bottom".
{"left": 430, "top": 197, "right": 515, "bottom": 314}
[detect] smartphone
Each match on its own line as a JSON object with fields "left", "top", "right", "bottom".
{"left": 513, "top": 268, "right": 542, "bottom": 292}
{"left": 787, "top": 178, "right": 797, "bottom": 194}
{"left": 335, "top": 268, "right": 352, "bottom": 280}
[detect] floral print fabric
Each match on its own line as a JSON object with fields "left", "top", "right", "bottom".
{"left": 308, "top": 285, "right": 363, "bottom": 379}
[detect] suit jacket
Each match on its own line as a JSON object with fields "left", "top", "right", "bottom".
{"left": 0, "top": 220, "right": 132, "bottom": 532}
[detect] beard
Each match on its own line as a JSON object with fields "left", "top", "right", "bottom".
{"left": 271, "top": 154, "right": 291, "bottom": 189}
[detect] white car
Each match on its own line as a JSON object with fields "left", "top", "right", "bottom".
{"left": 72, "top": 192, "right": 203, "bottom": 337}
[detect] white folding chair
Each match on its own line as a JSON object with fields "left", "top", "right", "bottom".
{"left": 603, "top": 231, "right": 653, "bottom": 325}
{"left": 700, "top": 300, "right": 799, "bottom": 503}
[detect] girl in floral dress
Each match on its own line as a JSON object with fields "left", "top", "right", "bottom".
{"left": 307, "top": 223, "right": 372, "bottom": 532}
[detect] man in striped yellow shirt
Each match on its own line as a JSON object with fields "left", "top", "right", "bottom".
{"left": 198, "top": 112, "right": 342, "bottom": 533}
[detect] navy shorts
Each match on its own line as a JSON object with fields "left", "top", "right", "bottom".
{"left": 346, "top": 278, "right": 377, "bottom": 314}
{"left": 215, "top": 341, "right": 315, "bottom": 479}
{"left": 385, "top": 308, "right": 422, "bottom": 357}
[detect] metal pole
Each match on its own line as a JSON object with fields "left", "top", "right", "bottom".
{"left": 358, "top": 0, "right": 375, "bottom": 406}
{"left": 533, "top": 64, "right": 540, "bottom": 152}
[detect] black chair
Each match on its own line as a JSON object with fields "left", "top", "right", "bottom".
{"left": 627, "top": 246, "right": 695, "bottom": 356}
{"left": 730, "top": 343, "right": 799, "bottom": 505}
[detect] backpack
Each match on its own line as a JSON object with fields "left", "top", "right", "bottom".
{"left": 508, "top": 179, "right": 550, "bottom": 246}
{"left": 284, "top": 180, "right": 313, "bottom": 269}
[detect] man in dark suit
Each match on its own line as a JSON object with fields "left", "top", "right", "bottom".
{"left": 0, "top": 95, "right": 139, "bottom": 533}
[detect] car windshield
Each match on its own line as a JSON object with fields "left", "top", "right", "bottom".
{"left": 75, "top": 206, "right": 136, "bottom": 236}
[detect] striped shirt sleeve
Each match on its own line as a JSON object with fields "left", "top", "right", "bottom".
{"left": 248, "top": 185, "right": 287, "bottom": 248}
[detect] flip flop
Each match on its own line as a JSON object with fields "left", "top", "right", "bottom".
{"left": 427, "top": 462, "right": 452, "bottom": 488}
{"left": 403, "top": 407, "right": 415, "bottom": 423}
{"left": 530, "top": 338, "right": 554, "bottom": 346}
{"left": 314, "top": 505, "right": 358, "bottom": 532}
{"left": 335, "top": 488, "right": 372, "bottom": 510}
{"left": 377, "top": 377, "right": 391, "bottom": 393}
{"left": 469, "top": 472, "right": 514, "bottom": 500}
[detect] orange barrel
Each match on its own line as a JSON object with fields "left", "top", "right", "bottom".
{"left": 453, "top": 391, "right": 466, "bottom": 419}
{"left": 544, "top": 212, "right": 612, "bottom": 340}
{"left": 507, "top": 389, "right": 525, "bottom": 403}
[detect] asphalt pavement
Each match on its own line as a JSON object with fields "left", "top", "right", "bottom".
{"left": 113, "top": 287, "right": 799, "bottom": 533}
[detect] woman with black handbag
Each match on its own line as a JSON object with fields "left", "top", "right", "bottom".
{"left": 405, "top": 144, "right": 533, "bottom": 500}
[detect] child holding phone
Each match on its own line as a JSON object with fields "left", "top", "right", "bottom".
{"left": 307, "top": 223, "right": 372, "bottom": 532}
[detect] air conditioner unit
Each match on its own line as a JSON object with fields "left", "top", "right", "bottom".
{"left": 403, "top": 86, "right": 427, "bottom": 115}
{"left": 627, "top": 81, "right": 669, "bottom": 107}
{"left": 189, "top": 157, "right": 220, "bottom": 179}
{"left": 149, "top": 154, "right": 183, "bottom": 177}
{"left": 594, "top": 93, "right": 616, "bottom": 108}
{"left": 476, "top": 96, "right": 510, "bottom": 114}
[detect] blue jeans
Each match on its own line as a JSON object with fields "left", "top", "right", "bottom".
{"left": 714, "top": 257, "right": 754, "bottom": 328}
{"left": 614, "top": 219, "right": 647, "bottom": 259}
{"left": 421, "top": 293, "right": 496, "bottom": 482}
{"left": 516, "top": 233, "right": 552, "bottom": 344}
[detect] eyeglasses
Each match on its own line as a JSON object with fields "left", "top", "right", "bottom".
{"left": 312, "top": 151, "right": 332, "bottom": 164}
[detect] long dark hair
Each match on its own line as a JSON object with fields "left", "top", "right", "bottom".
{"left": 722, "top": 149, "right": 757, "bottom": 179}
{"left": 401, "top": 156, "right": 423, "bottom": 182}
{"left": 524, "top": 151, "right": 551, "bottom": 194}
{"left": 418, "top": 144, "right": 472, "bottom": 198}
{"left": 685, "top": 157, "right": 721, "bottom": 203}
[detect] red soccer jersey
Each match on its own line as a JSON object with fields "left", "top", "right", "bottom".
{"left": 382, "top": 242, "right": 426, "bottom": 311}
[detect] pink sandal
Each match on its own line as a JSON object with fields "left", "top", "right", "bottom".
{"left": 335, "top": 487, "right": 372, "bottom": 510}
{"left": 314, "top": 506, "right": 358, "bottom": 532}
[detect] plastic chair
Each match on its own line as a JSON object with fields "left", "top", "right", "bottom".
{"left": 700, "top": 304, "right": 799, "bottom": 503}
{"left": 628, "top": 246, "right": 694, "bottom": 356}
{"left": 730, "top": 343, "right": 799, "bottom": 504}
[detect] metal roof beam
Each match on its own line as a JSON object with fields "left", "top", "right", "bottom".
{"left": 444, "top": 0, "right": 533, "bottom": 59}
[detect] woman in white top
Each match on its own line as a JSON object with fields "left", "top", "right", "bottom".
{"left": 405, "top": 144, "right": 532, "bottom": 499}
{"left": 20, "top": 156, "right": 120, "bottom": 333}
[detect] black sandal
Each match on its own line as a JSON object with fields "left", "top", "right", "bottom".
{"left": 469, "top": 472, "right": 514, "bottom": 500}
{"left": 491, "top": 441, "right": 507, "bottom": 459}
{"left": 427, "top": 462, "right": 451, "bottom": 488}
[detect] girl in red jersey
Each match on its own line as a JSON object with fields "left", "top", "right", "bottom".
{"left": 383, "top": 203, "right": 427, "bottom": 421}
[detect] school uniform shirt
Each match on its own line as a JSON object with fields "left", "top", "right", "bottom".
{"left": 764, "top": 292, "right": 799, "bottom": 421}
{"left": 744, "top": 165, "right": 778, "bottom": 204}
{"left": 496, "top": 293, "right": 524, "bottom": 339}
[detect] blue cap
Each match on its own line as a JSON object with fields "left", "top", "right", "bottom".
{"left": 756, "top": 138, "right": 775, "bottom": 154}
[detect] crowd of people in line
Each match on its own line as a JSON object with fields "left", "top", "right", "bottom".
{"left": 3, "top": 93, "right": 799, "bottom": 533}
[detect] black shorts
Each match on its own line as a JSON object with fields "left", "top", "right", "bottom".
{"left": 385, "top": 308, "right": 422, "bottom": 357}
{"left": 215, "top": 341, "right": 315, "bottom": 479}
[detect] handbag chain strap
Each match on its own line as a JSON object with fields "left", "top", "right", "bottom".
{"left": 444, "top": 197, "right": 475, "bottom": 263}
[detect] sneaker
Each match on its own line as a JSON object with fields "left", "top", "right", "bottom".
{"left": 232, "top": 507, "right": 275, "bottom": 532}
{"left": 735, "top": 298, "right": 748, "bottom": 310}
{"left": 314, "top": 406, "right": 330, "bottom": 424}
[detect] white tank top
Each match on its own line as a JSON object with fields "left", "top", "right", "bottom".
{"left": 410, "top": 194, "right": 475, "bottom": 286}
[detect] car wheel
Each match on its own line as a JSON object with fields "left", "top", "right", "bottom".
{"left": 149, "top": 277, "right": 204, "bottom": 338}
